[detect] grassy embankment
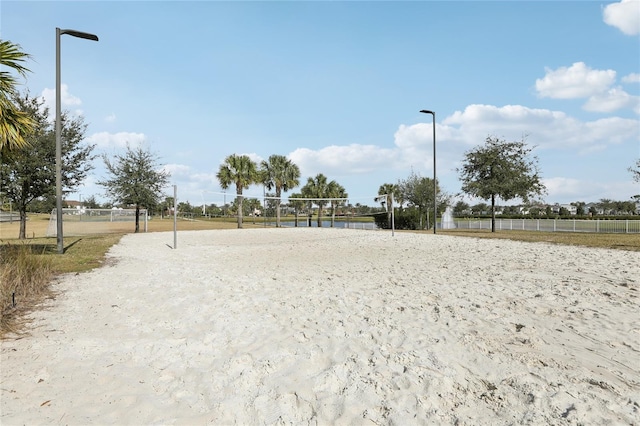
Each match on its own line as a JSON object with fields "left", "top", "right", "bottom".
{"left": 1, "top": 213, "right": 639, "bottom": 336}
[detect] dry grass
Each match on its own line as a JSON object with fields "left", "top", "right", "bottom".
{"left": 0, "top": 243, "right": 54, "bottom": 335}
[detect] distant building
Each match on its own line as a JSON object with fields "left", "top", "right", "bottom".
{"left": 552, "top": 203, "right": 577, "bottom": 215}
{"left": 64, "top": 200, "right": 83, "bottom": 209}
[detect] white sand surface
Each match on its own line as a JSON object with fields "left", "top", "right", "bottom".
{"left": 1, "top": 228, "right": 639, "bottom": 425}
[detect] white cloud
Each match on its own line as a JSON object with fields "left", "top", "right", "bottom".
{"left": 443, "top": 104, "right": 566, "bottom": 132}
{"left": 191, "top": 172, "right": 218, "bottom": 183}
{"left": 622, "top": 73, "right": 640, "bottom": 83}
{"left": 105, "top": 113, "right": 117, "bottom": 123}
{"left": 289, "top": 144, "right": 398, "bottom": 178}
{"left": 442, "top": 104, "right": 569, "bottom": 148}
{"left": 603, "top": 0, "right": 640, "bottom": 35}
{"left": 285, "top": 104, "right": 639, "bottom": 188}
{"left": 392, "top": 122, "right": 466, "bottom": 172}
{"left": 40, "top": 84, "right": 82, "bottom": 112}
{"left": 535, "top": 62, "right": 616, "bottom": 99}
{"left": 583, "top": 87, "right": 640, "bottom": 113}
{"left": 582, "top": 116, "right": 640, "bottom": 146}
{"left": 542, "top": 177, "right": 586, "bottom": 200}
{"left": 535, "top": 63, "right": 639, "bottom": 113}
{"left": 544, "top": 177, "right": 639, "bottom": 204}
{"left": 246, "top": 153, "right": 264, "bottom": 164}
{"left": 86, "top": 131, "right": 147, "bottom": 149}
{"left": 433, "top": 104, "right": 639, "bottom": 152}
{"left": 162, "top": 164, "right": 191, "bottom": 177}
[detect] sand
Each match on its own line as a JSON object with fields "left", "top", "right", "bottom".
{"left": 1, "top": 228, "right": 639, "bottom": 425}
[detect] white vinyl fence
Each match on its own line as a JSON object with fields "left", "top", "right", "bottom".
{"left": 452, "top": 218, "right": 640, "bottom": 234}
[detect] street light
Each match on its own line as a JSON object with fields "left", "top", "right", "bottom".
{"left": 419, "top": 109, "right": 437, "bottom": 234}
{"left": 56, "top": 28, "right": 98, "bottom": 254}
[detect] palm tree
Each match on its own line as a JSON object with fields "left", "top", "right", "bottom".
{"left": 301, "top": 174, "right": 330, "bottom": 227}
{"left": 0, "top": 40, "right": 35, "bottom": 155}
{"left": 300, "top": 173, "right": 343, "bottom": 228}
{"left": 216, "top": 154, "right": 258, "bottom": 228}
{"left": 327, "top": 181, "right": 347, "bottom": 227}
{"left": 260, "top": 155, "right": 300, "bottom": 227}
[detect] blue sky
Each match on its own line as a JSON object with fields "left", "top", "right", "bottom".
{"left": 2, "top": 0, "right": 639, "bottom": 208}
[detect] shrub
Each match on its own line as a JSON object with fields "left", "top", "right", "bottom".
{"left": 374, "top": 208, "right": 422, "bottom": 230}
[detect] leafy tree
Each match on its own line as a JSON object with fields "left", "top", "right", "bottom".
{"left": 206, "top": 203, "right": 222, "bottom": 216}
{"left": 597, "top": 198, "right": 613, "bottom": 215}
{"left": 0, "top": 40, "right": 35, "bottom": 155}
{"left": 216, "top": 154, "right": 258, "bottom": 229}
{"left": 83, "top": 194, "right": 101, "bottom": 209}
{"left": 453, "top": 200, "right": 470, "bottom": 216}
{"left": 631, "top": 195, "right": 640, "bottom": 214}
{"left": 288, "top": 192, "right": 305, "bottom": 227}
{"left": 398, "top": 171, "right": 441, "bottom": 229}
{"left": 393, "top": 183, "right": 406, "bottom": 209}
{"left": 502, "top": 205, "right": 519, "bottom": 215}
{"left": 377, "top": 183, "right": 397, "bottom": 228}
{"left": 98, "top": 145, "right": 170, "bottom": 232}
{"left": 528, "top": 206, "right": 542, "bottom": 216}
{"left": 629, "top": 159, "right": 640, "bottom": 183}
{"left": 614, "top": 200, "right": 636, "bottom": 215}
{"left": 0, "top": 95, "right": 94, "bottom": 239}
{"left": 178, "top": 201, "right": 194, "bottom": 215}
{"left": 227, "top": 199, "right": 238, "bottom": 217}
{"left": 264, "top": 192, "right": 280, "bottom": 218}
{"left": 458, "top": 136, "right": 546, "bottom": 232}
{"left": 161, "top": 196, "right": 175, "bottom": 218}
{"left": 472, "top": 203, "right": 489, "bottom": 215}
{"left": 245, "top": 197, "right": 262, "bottom": 223}
{"left": 571, "top": 201, "right": 586, "bottom": 216}
{"left": 27, "top": 196, "right": 55, "bottom": 213}
{"left": 260, "top": 154, "right": 300, "bottom": 227}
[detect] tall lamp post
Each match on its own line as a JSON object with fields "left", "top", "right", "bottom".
{"left": 56, "top": 28, "right": 98, "bottom": 254}
{"left": 419, "top": 109, "right": 437, "bottom": 234}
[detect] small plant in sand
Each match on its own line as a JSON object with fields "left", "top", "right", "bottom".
{"left": 0, "top": 243, "right": 53, "bottom": 334}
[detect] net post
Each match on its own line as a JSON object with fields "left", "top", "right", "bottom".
{"left": 173, "top": 185, "right": 177, "bottom": 249}
{"left": 391, "top": 193, "right": 395, "bottom": 237}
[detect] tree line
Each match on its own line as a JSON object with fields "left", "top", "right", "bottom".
{"left": 216, "top": 153, "right": 348, "bottom": 229}
{"left": 374, "top": 136, "right": 547, "bottom": 232}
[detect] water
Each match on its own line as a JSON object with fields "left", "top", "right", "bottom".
{"left": 263, "top": 220, "right": 378, "bottom": 230}
{"left": 441, "top": 207, "right": 456, "bottom": 229}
